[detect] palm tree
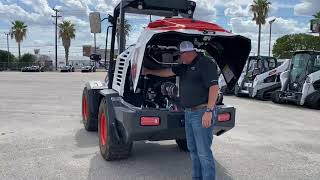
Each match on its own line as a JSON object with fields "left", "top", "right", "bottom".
{"left": 250, "top": 0, "right": 271, "bottom": 56}
{"left": 11, "top": 20, "right": 28, "bottom": 60}
{"left": 59, "top": 21, "right": 76, "bottom": 66}
{"left": 313, "top": 11, "right": 320, "bottom": 37}
{"left": 116, "top": 19, "right": 132, "bottom": 50}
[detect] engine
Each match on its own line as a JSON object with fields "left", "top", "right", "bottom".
{"left": 139, "top": 75, "right": 182, "bottom": 111}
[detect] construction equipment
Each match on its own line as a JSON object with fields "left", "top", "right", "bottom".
{"left": 232, "top": 56, "right": 290, "bottom": 100}
{"left": 272, "top": 50, "right": 320, "bottom": 109}
{"left": 81, "top": 0, "right": 251, "bottom": 161}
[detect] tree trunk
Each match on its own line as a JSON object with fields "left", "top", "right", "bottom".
{"left": 258, "top": 24, "right": 261, "bottom": 56}
{"left": 65, "top": 47, "right": 69, "bottom": 66}
{"left": 18, "top": 42, "right": 21, "bottom": 61}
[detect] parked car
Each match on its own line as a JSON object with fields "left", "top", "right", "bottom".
{"left": 21, "top": 65, "right": 44, "bottom": 72}
{"left": 60, "top": 65, "right": 75, "bottom": 72}
{"left": 81, "top": 65, "right": 96, "bottom": 72}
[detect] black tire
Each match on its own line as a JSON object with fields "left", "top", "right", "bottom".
{"left": 256, "top": 90, "right": 268, "bottom": 101}
{"left": 98, "top": 98, "right": 133, "bottom": 161}
{"left": 271, "top": 91, "right": 285, "bottom": 104}
{"left": 82, "top": 87, "right": 98, "bottom": 131}
{"left": 308, "top": 100, "right": 320, "bottom": 110}
{"left": 176, "top": 139, "right": 189, "bottom": 152}
{"left": 306, "top": 92, "right": 320, "bottom": 110}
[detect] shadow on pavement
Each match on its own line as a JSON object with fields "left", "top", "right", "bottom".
{"left": 87, "top": 141, "right": 233, "bottom": 180}
{"left": 74, "top": 128, "right": 98, "bottom": 148}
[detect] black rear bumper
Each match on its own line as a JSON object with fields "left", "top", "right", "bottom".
{"left": 109, "top": 96, "right": 235, "bottom": 143}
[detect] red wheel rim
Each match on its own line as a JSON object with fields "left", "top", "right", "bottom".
{"left": 100, "top": 112, "right": 107, "bottom": 146}
{"left": 83, "top": 96, "right": 88, "bottom": 121}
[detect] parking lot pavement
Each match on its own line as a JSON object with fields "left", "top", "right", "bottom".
{"left": 0, "top": 72, "right": 319, "bottom": 180}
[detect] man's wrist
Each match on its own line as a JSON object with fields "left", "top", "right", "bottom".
{"left": 205, "top": 108, "right": 214, "bottom": 113}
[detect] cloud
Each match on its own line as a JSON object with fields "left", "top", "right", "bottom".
{"left": 0, "top": 2, "right": 37, "bottom": 23}
{"left": 224, "top": 1, "right": 280, "bottom": 18}
{"left": 0, "top": 1, "right": 55, "bottom": 26}
{"left": 20, "top": 0, "right": 53, "bottom": 15}
{"left": 294, "top": 0, "right": 320, "bottom": 16}
{"left": 216, "top": 0, "right": 252, "bottom": 6}
{"left": 193, "top": 0, "right": 217, "bottom": 21}
{"left": 58, "top": 0, "right": 90, "bottom": 18}
{"left": 63, "top": 16, "right": 89, "bottom": 27}
{"left": 224, "top": 3, "right": 250, "bottom": 18}
{"left": 229, "top": 16, "right": 308, "bottom": 55}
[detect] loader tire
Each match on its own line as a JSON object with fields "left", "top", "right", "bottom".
{"left": 306, "top": 92, "right": 320, "bottom": 110}
{"left": 82, "top": 87, "right": 98, "bottom": 131}
{"left": 98, "top": 98, "right": 133, "bottom": 161}
{"left": 272, "top": 91, "right": 285, "bottom": 104}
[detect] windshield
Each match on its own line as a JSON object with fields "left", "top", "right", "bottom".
{"left": 290, "top": 53, "right": 311, "bottom": 82}
{"left": 309, "top": 55, "right": 320, "bottom": 73}
{"left": 245, "top": 57, "right": 276, "bottom": 73}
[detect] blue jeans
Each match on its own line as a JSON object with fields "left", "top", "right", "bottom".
{"left": 185, "top": 107, "right": 217, "bottom": 180}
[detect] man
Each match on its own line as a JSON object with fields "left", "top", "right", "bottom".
{"left": 143, "top": 41, "right": 219, "bottom": 180}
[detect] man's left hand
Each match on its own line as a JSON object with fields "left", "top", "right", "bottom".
{"left": 202, "top": 112, "right": 212, "bottom": 128}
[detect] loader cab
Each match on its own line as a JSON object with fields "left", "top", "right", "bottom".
{"left": 245, "top": 56, "right": 277, "bottom": 81}
{"left": 89, "top": 0, "right": 250, "bottom": 92}
{"left": 103, "top": 0, "right": 196, "bottom": 89}
{"left": 288, "top": 51, "right": 320, "bottom": 92}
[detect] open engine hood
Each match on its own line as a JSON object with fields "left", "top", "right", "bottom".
{"left": 128, "top": 18, "right": 251, "bottom": 92}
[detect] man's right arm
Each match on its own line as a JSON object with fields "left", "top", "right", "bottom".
{"left": 143, "top": 68, "right": 176, "bottom": 77}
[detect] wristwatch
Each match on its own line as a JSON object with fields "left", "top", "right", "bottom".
{"left": 205, "top": 108, "right": 214, "bottom": 113}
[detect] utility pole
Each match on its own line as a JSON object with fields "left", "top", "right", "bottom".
{"left": 4, "top": 32, "right": 11, "bottom": 70}
{"left": 52, "top": 8, "right": 61, "bottom": 71}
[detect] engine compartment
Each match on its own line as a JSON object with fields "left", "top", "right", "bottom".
{"left": 117, "top": 30, "right": 254, "bottom": 111}
{"left": 123, "top": 44, "right": 223, "bottom": 111}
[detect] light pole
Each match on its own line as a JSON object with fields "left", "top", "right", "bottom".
{"left": 4, "top": 32, "right": 11, "bottom": 70}
{"left": 269, "top": 18, "right": 276, "bottom": 57}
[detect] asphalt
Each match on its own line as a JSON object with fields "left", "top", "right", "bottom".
{"left": 0, "top": 72, "right": 319, "bottom": 180}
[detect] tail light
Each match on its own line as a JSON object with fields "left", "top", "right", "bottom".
{"left": 140, "top": 117, "right": 160, "bottom": 126}
{"left": 218, "top": 113, "right": 231, "bottom": 122}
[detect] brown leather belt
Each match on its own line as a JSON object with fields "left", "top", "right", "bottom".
{"left": 189, "top": 104, "right": 207, "bottom": 111}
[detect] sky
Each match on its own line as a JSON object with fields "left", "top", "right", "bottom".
{"left": 0, "top": 0, "right": 319, "bottom": 59}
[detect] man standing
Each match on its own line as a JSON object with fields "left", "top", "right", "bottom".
{"left": 143, "top": 41, "right": 219, "bottom": 180}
